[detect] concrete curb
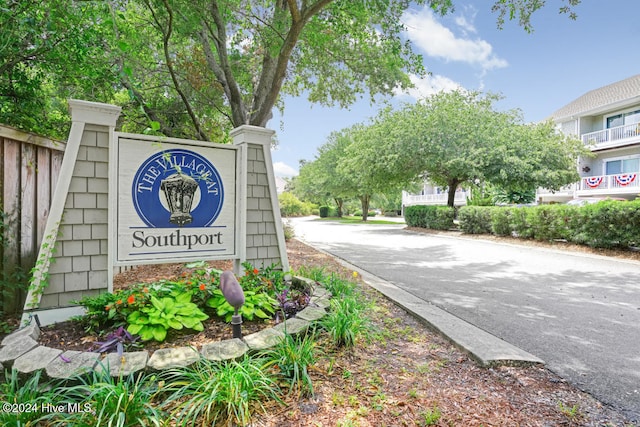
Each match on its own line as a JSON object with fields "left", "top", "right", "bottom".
{"left": 302, "top": 240, "right": 544, "bottom": 367}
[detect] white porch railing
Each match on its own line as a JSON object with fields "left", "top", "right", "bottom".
{"left": 579, "top": 172, "right": 639, "bottom": 191}
{"left": 402, "top": 190, "right": 469, "bottom": 206}
{"left": 536, "top": 183, "right": 577, "bottom": 196}
{"left": 582, "top": 123, "right": 640, "bottom": 147}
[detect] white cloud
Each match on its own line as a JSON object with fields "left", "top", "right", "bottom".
{"left": 395, "top": 73, "right": 462, "bottom": 100}
{"left": 403, "top": 7, "right": 508, "bottom": 72}
{"left": 454, "top": 6, "right": 478, "bottom": 35}
{"left": 273, "top": 161, "right": 298, "bottom": 178}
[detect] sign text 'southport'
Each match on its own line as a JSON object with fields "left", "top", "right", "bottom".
{"left": 132, "top": 229, "right": 223, "bottom": 250}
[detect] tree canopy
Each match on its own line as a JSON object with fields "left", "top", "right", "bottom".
{"left": 364, "top": 90, "right": 586, "bottom": 207}
{"left": 1, "top": 0, "right": 581, "bottom": 140}
{"left": 298, "top": 89, "right": 586, "bottom": 211}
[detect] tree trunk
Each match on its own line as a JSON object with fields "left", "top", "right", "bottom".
{"left": 334, "top": 198, "right": 343, "bottom": 218}
{"left": 360, "top": 195, "right": 371, "bottom": 222}
{"left": 447, "top": 179, "right": 461, "bottom": 208}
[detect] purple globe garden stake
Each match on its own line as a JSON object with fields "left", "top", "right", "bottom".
{"left": 219, "top": 270, "right": 245, "bottom": 339}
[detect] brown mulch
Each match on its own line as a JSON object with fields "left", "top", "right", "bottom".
{"left": 6, "top": 236, "right": 637, "bottom": 425}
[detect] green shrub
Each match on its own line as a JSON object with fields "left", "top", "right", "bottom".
{"left": 278, "top": 192, "right": 314, "bottom": 217}
{"left": 353, "top": 210, "right": 376, "bottom": 218}
{"left": 283, "top": 220, "right": 295, "bottom": 240}
{"left": 510, "top": 207, "right": 534, "bottom": 239}
{"left": 458, "top": 206, "right": 493, "bottom": 234}
{"left": 404, "top": 205, "right": 454, "bottom": 230}
{"left": 491, "top": 207, "right": 513, "bottom": 236}
{"left": 570, "top": 200, "right": 640, "bottom": 248}
{"left": 413, "top": 200, "right": 640, "bottom": 250}
{"left": 526, "top": 205, "right": 574, "bottom": 241}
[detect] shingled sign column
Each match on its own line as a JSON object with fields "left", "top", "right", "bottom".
{"left": 22, "top": 100, "right": 121, "bottom": 325}
{"left": 231, "top": 125, "right": 290, "bottom": 274}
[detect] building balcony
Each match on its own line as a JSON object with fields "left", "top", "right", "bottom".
{"left": 577, "top": 172, "right": 640, "bottom": 195}
{"left": 402, "top": 190, "right": 469, "bottom": 207}
{"left": 537, "top": 173, "right": 640, "bottom": 202}
{"left": 582, "top": 123, "right": 640, "bottom": 150}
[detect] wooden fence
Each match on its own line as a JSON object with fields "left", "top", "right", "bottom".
{"left": 0, "top": 125, "right": 66, "bottom": 314}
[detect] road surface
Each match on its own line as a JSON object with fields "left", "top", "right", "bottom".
{"left": 289, "top": 216, "right": 640, "bottom": 422}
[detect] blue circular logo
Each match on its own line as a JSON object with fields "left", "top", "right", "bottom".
{"left": 132, "top": 149, "right": 224, "bottom": 228}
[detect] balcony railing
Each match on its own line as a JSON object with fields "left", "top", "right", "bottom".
{"left": 402, "top": 191, "right": 469, "bottom": 206}
{"left": 582, "top": 123, "right": 640, "bottom": 148}
{"left": 579, "top": 173, "right": 639, "bottom": 191}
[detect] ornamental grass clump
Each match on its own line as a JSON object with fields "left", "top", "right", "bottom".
{"left": 43, "top": 368, "right": 164, "bottom": 427}
{"left": 0, "top": 369, "right": 56, "bottom": 426}
{"left": 321, "top": 295, "right": 370, "bottom": 348}
{"left": 263, "top": 331, "right": 317, "bottom": 397}
{"left": 159, "top": 356, "right": 280, "bottom": 427}
{"left": 315, "top": 273, "right": 369, "bottom": 349}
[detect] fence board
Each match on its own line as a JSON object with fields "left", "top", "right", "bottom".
{"left": 0, "top": 126, "right": 65, "bottom": 314}
{"left": 2, "top": 139, "right": 21, "bottom": 313}
{"left": 21, "top": 144, "right": 36, "bottom": 265}
{"left": 36, "top": 147, "right": 52, "bottom": 244}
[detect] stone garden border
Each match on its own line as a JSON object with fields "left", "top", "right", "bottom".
{"left": 0, "top": 277, "right": 331, "bottom": 380}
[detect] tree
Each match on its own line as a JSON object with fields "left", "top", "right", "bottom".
{"left": 1, "top": 0, "right": 582, "bottom": 138}
{"left": 340, "top": 122, "right": 419, "bottom": 220}
{"left": 367, "top": 90, "right": 586, "bottom": 207}
{"left": 294, "top": 129, "right": 356, "bottom": 216}
{"left": 0, "top": 1, "right": 118, "bottom": 138}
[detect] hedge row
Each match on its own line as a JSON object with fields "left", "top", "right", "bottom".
{"left": 404, "top": 205, "right": 455, "bottom": 230}
{"left": 457, "top": 201, "right": 640, "bottom": 249}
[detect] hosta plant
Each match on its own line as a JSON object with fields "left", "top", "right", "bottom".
{"left": 127, "top": 292, "right": 208, "bottom": 341}
{"left": 207, "top": 289, "right": 277, "bottom": 322}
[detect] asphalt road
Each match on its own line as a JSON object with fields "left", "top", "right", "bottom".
{"left": 289, "top": 216, "right": 640, "bottom": 422}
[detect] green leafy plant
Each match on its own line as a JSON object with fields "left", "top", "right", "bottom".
{"left": 206, "top": 288, "right": 277, "bottom": 322}
{"left": 0, "top": 369, "right": 57, "bottom": 426}
{"left": 557, "top": 401, "right": 582, "bottom": 421}
{"left": 419, "top": 405, "right": 442, "bottom": 426}
{"left": 73, "top": 291, "right": 131, "bottom": 334}
{"left": 44, "top": 367, "right": 163, "bottom": 427}
{"left": 26, "top": 221, "right": 60, "bottom": 309}
{"left": 160, "top": 356, "right": 280, "bottom": 427}
{"left": 239, "top": 262, "right": 286, "bottom": 294}
{"left": 127, "top": 292, "right": 208, "bottom": 341}
{"left": 264, "top": 331, "right": 317, "bottom": 396}
{"left": 322, "top": 272, "right": 356, "bottom": 297}
{"left": 321, "top": 295, "right": 369, "bottom": 348}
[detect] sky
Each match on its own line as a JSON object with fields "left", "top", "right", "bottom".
{"left": 266, "top": 0, "right": 640, "bottom": 178}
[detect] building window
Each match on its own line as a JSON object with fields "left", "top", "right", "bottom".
{"left": 606, "top": 110, "right": 640, "bottom": 128}
{"left": 605, "top": 158, "right": 640, "bottom": 175}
